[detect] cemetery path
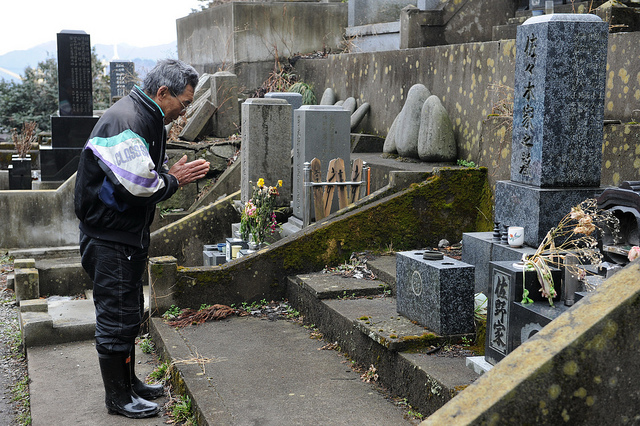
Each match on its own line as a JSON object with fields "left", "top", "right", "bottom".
{"left": 0, "top": 261, "right": 29, "bottom": 425}
{"left": 151, "top": 314, "right": 419, "bottom": 425}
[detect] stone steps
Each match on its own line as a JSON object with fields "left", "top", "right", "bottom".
{"left": 19, "top": 286, "right": 151, "bottom": 348}
{"left": 285, "top": 262, "right": 479, "bottom": 417}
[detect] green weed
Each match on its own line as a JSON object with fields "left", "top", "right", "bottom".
{"left": 149, "top": 361, "right": 171, "bottom": 384}
{"left": 139, "top": 338, "right": 154, "bottom": 354}
{"left": 170, "top": 395, "right": 196, "bottom": 425}
{"left": 163, "top": 305, "right": 182, "bottom": 320}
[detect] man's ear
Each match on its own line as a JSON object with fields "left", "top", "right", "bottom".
{"left": 156, "top": 85, "right": 170, "bottom": 100}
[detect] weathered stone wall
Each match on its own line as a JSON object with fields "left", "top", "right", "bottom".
{"left": 296, "top": 31, "right": 640, "bottom": 188}
{"left": 177, "top": 2, "right": 347, "bottom": 90}
{"left": 423, "top": 261, "right": 640, "bottom": 425}
{"left": 0, "top": 175, "right": 79, "bottom": 249}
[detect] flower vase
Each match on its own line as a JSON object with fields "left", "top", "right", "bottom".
{"left": 9, "top": 154, "right": 32, "bottom": 190}
{"left": 248, "top": 235, "right": 265, "bottom": 250}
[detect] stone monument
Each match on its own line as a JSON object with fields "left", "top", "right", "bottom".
{"left": 109, "top": 60, "right": 135, "bottom": 104}
{"left": 240, "top": 98, "right": 292, "bottom": 206}
{"left": 494, "top": 14, "right": 609, "bottom": 247}
{"left": 41, "top": 30, "right": 99, "bottom": 182}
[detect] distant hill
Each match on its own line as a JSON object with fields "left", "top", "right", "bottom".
{"left": 0, "top": 41, "right": 178, "bottom": 82}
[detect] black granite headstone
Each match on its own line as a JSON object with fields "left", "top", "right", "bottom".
{"left": 57, "top": 31, "right": 93, "bottom": 116}
{"left": 109, "top": 61, "right": 135, "bottom": 102}
{"left": 485, "top": 260, "right": 562, "bottom": 365}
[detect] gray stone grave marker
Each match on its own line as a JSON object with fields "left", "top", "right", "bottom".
{"left": 240, "top": 98, "right": 292, "bottom": 205}
{"left": 495, "top": 14, "right": 608, "bottom": 247}
{"left": 41, "top": 31, "right": 98, "bottom": 182}
{"left": 265, "top": 92, "right": 303, "bottom": 149}
{"left": 211, "top": 71, "right": 240, "bottom": 138}
{"left": 510, "top": 14, "right": 608, "bottom": 188}
{"left": 291, "top": 105, "right": 351, "bottom": 220}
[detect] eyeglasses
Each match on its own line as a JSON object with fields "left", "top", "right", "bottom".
{"left": 169, "top": 89, "right": 189, "bottom": 113}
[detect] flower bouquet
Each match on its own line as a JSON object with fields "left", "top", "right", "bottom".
{"left": 240, "top": 178, "right": 282, "bottom": 246}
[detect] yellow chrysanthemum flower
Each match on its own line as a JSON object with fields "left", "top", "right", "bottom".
{"left": 278, "top": 180, "right": 283, "bottom": 187}
{"left": 257, "top": 178, "right": 265, "bottom": 188}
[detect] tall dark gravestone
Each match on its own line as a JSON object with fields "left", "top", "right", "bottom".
{"left": 57, "top": 31, "right": 93, "bottom": 116}
{"left": 494, "top": 14, "right": 609, "bottom": 247}
{"left": 40, "top": 30, "right": 99, "bottom": 182}
{"left": 110, "top": 61, "right": 135, "bottom": 104}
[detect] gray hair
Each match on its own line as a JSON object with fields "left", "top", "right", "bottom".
{"left": 143, "top": 59, "right": 199, "bottom": 96}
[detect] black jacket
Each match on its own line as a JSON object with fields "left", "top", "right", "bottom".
{"left": 74, "top": 86, "right": 179, "bottom": 248}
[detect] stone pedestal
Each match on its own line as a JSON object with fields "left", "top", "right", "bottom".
{"left": 494, "top": 181, "right": 600, "bottom": 247}
{"left": 461, "top": 232, "right": 537, "bottom": 294}
{"left": 50, "top": 116, "right": 99, "bottom": 148}
{"left": 396, "top": 250, "right": 475, "bottom": 335}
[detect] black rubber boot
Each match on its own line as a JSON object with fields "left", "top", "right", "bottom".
{"left": 130, "top": 350, "right": 164, "bottom": 399}
{"left": 98, "top": 353, "right": 160, "bottom": 419}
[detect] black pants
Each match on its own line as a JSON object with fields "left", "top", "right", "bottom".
{"left": 80, "top": 232, "right": 147, "bottom": 355}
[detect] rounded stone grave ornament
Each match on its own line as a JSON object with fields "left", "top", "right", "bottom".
{"left": 423, "top": 250, "right": 444, "bottom": 261}
{"left": 411, "top": 270, "right": 423, "bottom": 296}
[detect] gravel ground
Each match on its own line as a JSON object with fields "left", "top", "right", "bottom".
{"left": 0, "top": 257, "right": 30, "bottom": 425}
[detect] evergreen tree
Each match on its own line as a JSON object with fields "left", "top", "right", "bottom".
{"left": 0, "top": 48, "right": 109, "bottom": 132}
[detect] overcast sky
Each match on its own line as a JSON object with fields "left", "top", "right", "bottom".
{"left": 0, "top": 0, "right": 203, "bottom": 55}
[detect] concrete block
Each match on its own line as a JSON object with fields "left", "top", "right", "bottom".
{"left": 148, "top": 256, "right": 178, "bottom": 317}
{"left": 204, "top": 250, "right": 226, "bottom": 266}
{"left": 396, "top": 250, "right": 475, "bottom": 335}
{"left": 6, "top": 273, "right": 14, "bottom": 291}
{"left": 14, "top": 268, "right": 39, "bottom": 304}
{"left": 292, "top": 105, "right": 351, "bottom": 220}
{"left": 19, "top": 312, "right": 53, "bottom": 348}
{"left": 20, "top": 299, "right": 48, "bottom": 313}
{"left": 466, "top": 356, "right": 493, "bottom": 376}
{"left": 14, "top": 258, "right": 36, "bottom": 268}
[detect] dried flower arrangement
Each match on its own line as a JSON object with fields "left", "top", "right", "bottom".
{"left": 12, "top": 121, "right": 37, "bottom": 159}
{"left": 521, "top": 198, "right": 620, "bottom": 306}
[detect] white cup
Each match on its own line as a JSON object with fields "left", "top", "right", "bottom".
{"left": 545, "top": 0, "right": 554, "bottom": 14}
{"left": 508, "top": 226, "right": 525, "bottom": 248}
